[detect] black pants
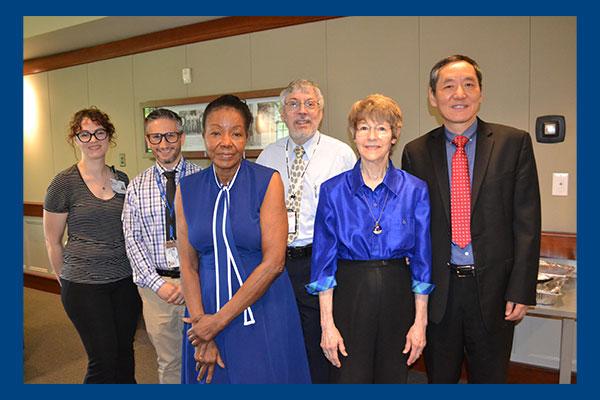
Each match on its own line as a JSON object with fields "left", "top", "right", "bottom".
{"left": 331, "top": 259, "right": 414, "bottom": 384}
{"left": 61, "top": 277, "right": 142, "bottom": 383}
{"left": 424, "top": 273, "right": 515, "bottom": 383}
{"left": 286, "top": 255, "right": 330, "bottom": 384}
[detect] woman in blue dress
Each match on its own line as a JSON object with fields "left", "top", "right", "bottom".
{"left": 306, "top": 94, "right": 435, "bottom": 383}
{"left": 175, "top": 95, "right": 310, "bottom": 384}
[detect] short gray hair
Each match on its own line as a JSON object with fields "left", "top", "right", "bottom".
{"left": 279, "top": 79, "right": 325, "bottom": 110}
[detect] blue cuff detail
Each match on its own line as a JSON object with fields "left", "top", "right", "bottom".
{"left": 305, "top": 276, "right": 337, "bottom": 295}
{"left": 412, "top": 280, "right": 435, "bottom": 295}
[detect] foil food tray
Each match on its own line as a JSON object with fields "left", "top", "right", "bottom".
{"left": 536, "top": 277, "right": 567, "bottom": 305}
{"left": 539, "top": 260, "right": 575, "bottom": 278}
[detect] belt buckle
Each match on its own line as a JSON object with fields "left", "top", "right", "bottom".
{"left": 457, "top": 265, "right": 474, "bottom": 278}
{"left": 287, "top": 247, "right": 300, "bottom": 259}
{"left": 287, "top": 245, "right": 312, "bottom": 259}
{"left": 450, "top": 264, "right": 475, "bottom": 278}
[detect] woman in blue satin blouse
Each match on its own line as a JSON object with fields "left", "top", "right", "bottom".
{"left": 306, "top": 94, "right": 434, "bottom": 383}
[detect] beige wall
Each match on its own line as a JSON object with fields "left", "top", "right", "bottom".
{"left": 23, "top": 16, "right": 576, "bottom": 233}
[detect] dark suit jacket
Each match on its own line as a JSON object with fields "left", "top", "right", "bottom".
{"left": 401, "top": 118, "right": 541, "bottom": 333}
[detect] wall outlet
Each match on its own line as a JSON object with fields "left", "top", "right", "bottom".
{"left": 119, "top": 153, "right": 126, "bottom": 167}
{"left": 552, "top": 173, "right": 568, "bottom": 196}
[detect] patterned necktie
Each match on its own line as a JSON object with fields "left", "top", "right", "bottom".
{"left": 164, "top": 170, "right": 177, "bottom": 240}
{"left": 286, "top": 145, "right": 306, "bottom": 244}
{"left": 451, "top": 135, "right": 471, "bottom": 248}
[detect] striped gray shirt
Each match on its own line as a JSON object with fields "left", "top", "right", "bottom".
{"left": 44, "top": 164, "right": 133, "bottom": 284}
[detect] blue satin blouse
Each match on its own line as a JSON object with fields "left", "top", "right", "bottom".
{"left": 306, "top": 160, "right": 434, "bottom": 295}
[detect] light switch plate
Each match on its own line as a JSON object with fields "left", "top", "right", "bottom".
{"left": 552, "top": 173, "right": 568, "bottom": 196}
{"left": 182, "top": 68, "right": 192, "bottom": 84}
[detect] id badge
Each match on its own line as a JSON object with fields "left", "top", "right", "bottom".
{"left": 110, "top": 178, "right": 127, "bottom": 194}
{"left": 165, "top": 240, "right": 180, "bottom": 270}
{"left": 287, "top": 209, "right": 297, "bottom": 235}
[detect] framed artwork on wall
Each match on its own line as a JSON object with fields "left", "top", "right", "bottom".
{"left": 141, "top": 88, "right": 289, "bottom": 159}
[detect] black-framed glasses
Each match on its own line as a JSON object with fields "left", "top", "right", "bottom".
{"left": 284, "top": 99, "right": 320, "bottom": 111}
{"left": 146, "top": 131, "right": 183, "bottom": 145}
{"left": 76, "top": 128, "right": 109, "bottom": 143}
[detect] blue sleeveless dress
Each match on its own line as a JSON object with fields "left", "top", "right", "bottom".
{"left": 180, "top": 160, "right": 310, "bottom": 384}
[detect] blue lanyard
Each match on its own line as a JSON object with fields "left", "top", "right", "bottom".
{"left": 154, "top": 159, "right": 187, "bottom": 239}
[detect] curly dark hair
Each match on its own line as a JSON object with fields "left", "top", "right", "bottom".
{"left": 67, "top": 107, "right": 116, "bottom": 146}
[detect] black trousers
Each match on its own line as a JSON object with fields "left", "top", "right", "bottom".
{"left": 286, "top": 255, "right": 330, "bottom": 384}
{"left": 61, "top": 277, "right": 142, "bottom": 383}
{"left": 330, "top": 259, "right": 414, "bottom": 384}
{"left": 424, "top": 273, "right": 515, "bottom": 383}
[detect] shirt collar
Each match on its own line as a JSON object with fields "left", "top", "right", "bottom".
{"left": 155, "top": 157, "right": 184, "bottom": 175}
{"left": 444, "top": 120, "right": 478, "bottom": 143}
{"left": 288, "top": 130, "right": 320, "bottom": 159}
{"left": 350, "top": 159, "right": 401, "bottom": 197}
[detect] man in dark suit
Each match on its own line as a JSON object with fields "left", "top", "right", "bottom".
{"left": 401, "top": 54, "right": 541, "bottom": 383}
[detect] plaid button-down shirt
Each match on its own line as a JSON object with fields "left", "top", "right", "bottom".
{"left": 122, "top": 158, "right": 202, "bottom": 292}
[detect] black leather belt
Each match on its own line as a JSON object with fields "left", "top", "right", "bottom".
{"left": 338, "top": 258, "right": 407, "bottom": 268}
{"left": 286, "top": 245, "right": 312, "bottom": 259}
{"left": 449, "top": 264, "right": 475, "bottom": 278}
{"left": 156, "top": 269, "right": 180, "bottom": 278}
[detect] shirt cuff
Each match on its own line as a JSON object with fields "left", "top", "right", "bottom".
{"left": 148, "top": 276, "right": 167, "bottom": 293}
{"left": 305, "top": 276, "right": 337, "bottom": 295}
{"left": 412, "top": 280, "right": 435, "bottom": 295}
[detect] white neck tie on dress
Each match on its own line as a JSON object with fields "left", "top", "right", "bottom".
{"left": 212, "top": 166, "right": 255, "bottom": 326}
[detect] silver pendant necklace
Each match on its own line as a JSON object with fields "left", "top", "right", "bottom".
{"left": 360, "top": 190, "right": 389, "bottom": 235}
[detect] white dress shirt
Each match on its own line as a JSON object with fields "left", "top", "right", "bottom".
{"left": 256, "top": 131, "right": 356, "bottom": 247}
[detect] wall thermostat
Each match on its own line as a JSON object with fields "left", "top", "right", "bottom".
{"left": 535, "top": 115, "right": 565, "bottom": 143}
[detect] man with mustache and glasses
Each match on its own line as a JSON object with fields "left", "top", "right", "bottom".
{"left": 122, "top": 108, "right": 201, "bottom": 383}
{"left": 256, "top": 79, "right": 356, "bottom": 383}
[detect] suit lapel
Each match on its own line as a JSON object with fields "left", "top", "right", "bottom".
{"left": 427, "top": 127, "right": 451, "bottom": 225}
{"left": 471, "top": 119, "right": 494, "bottom": 212}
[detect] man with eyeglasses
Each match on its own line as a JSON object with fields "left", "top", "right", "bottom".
{"left": 256, "top": 79, "right": 356, "bottom": 383}
{"left": 122, "top": 108, "right": 201, "bottom": 383}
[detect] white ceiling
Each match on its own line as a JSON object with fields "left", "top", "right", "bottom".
{"left": 24, "top": 16, "right": 222, "bottom": 60}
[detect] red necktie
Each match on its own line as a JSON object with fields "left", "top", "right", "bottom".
{"left": 451, "top": 135, "right": 471, "bottom": 248}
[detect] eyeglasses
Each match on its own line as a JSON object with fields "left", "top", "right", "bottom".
{"left": 355, "top": 124, "right": 393, "bottom": 137}
{"left": 146, "top": 131, "right": 182, "bottom": 145}
{"left": 76, "top": 128, "right": 109, "bottom": 143}
{"left": 284, "top": 99, "right": 320, "bottom": 111}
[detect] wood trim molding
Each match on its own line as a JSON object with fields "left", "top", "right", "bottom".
{"left": 24, "top": 271, "right": 60, "bottom": 295}
{"left": 24, "top": 16, "right": 340, "bottom": 75}
{"left": 24, "top": 202, "right": 43, "bottom": 218}
{"left": 540, "top": 231, "right": 577, "bottom": 260}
